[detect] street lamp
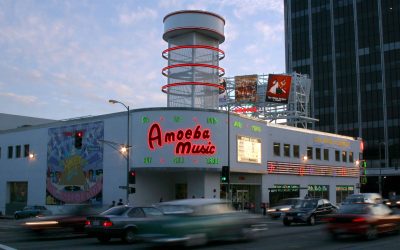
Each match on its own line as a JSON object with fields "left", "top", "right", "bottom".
{"left": 109, "top": 99, "right": 130, "bottom": 204}
{"left": 379, "top": 142, "right": 385, "bottom": 196}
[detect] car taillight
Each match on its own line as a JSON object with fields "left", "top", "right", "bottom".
{"left": 85, "top": 220, "right": 91, "bottom": 226}
{"left": 323, "top": 217, "right": 335, "bottom": 222}
{"left": 103, "top": 221, "right": 113, "bottom": 227}
{"left": 352, "top": 217, "right": 366, "bottom": 223}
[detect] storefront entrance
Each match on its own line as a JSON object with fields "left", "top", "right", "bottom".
{"left": 223, "top": 184, "right": 260, "bottom": 212}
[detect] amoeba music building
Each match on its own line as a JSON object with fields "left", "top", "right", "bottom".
{"left": 0, "top": 107, "right": 362, "bottom": 215}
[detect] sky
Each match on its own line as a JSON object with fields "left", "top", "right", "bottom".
{"left": 0, "top": 0, "right": 285, "bottom": 120}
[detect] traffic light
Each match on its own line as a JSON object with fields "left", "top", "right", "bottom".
{"left": 74, "top": 131, "right": 83, "bottom": 149}
{"left": 128, "top": 169, "right": 136, "bottom": 184}
{"left": 221, "top": 165, "right": 230, "bottom": 183}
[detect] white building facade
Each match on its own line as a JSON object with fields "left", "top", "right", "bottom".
{"left": 0, "top": 108, "right": 362, "bottom": 215}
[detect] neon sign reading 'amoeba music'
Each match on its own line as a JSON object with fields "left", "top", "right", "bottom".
{"left": 147, "top": 123, "right": 217, "bottom": 155}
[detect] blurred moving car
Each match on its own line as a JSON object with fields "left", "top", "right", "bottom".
{"left": 21, "top": 204, "right": 101, "bottom": 233}
{"left": 342, "top": 193, "right": 382, "bottom": 205}
{"left": 85, "top": 205, "right": 164, "bottom": 243}
{"left": 141, "top": 198, "right": 268, "bottom": 247}
{"left": 283, "top": 198, "right": 338, "bottom": 226}
{"left": 384, "top": 195, "right": 400, "bottom": 208}
{"left": 326, "top": 203, "right": 400, "bottom": 240}
{"left": 267, "top": 198, "right": 300, "bottom": 219}
{"left": 14, "top": 205, "right": 52, "bottom": 219}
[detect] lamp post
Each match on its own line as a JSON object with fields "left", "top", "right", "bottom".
{"left": 378, "top": 141, "right": 385, "bottom": 196}
{"left": 109, "top": 99, "right": 130, "bottom": 204}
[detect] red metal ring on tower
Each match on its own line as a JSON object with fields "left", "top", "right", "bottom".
{"left": 161, "top": 81, "right": 225, "bottom": 94}
{"left": 162, "top": 45, "right": 225, "bottom": 60}
{"left": 162, "top": 63, "right": 225, "bottom": 78}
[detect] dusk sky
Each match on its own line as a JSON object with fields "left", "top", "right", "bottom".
{"left": 0, "top": 0, "right": 285, "bottom": 120}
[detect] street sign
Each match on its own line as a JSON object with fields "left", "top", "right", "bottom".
{"left": 119, "top": 186, "right": 127, "bottom": 189}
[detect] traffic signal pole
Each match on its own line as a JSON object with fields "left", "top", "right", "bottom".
{"left": 227, "top": 102, "right": 231, "bottom": 201}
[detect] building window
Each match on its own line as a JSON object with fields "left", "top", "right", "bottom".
{"left": 324, "top": 149, "right": 329, "bottom": 161}
{"left": 284, "top": 144, "right": 290, "bottom": 157}
{"left": 307, "top": 147, "right": 313, "bottom": 160}
{"left": 24, "top": 144, "right": 30, "bottom": 158}
{"left": 316, "top": 148, "right": 321, "bottom": 160}
{"left": 349, "top": 152, "right": 354, "bottom": 163}
{"left": 293, "top": 145, "right": 300, "bottom": 158}
{"left": 335, "top": 150, "right": 340, "bottom": 162}
{"left": 273, "top": 142, "right": 280, "bottom": 156}
{"left": 342, "top": 151, "right": 347, "bottom": 162}
{"left": 16, "top": 145, "right": 21, "bottom": 158}
{"left": 336, "top": 186, "right": 354, "bottom": 204}
{"left": 8, "top": 146, "right": 13, "bottom": 159}
{"left": 307, "top": 185, "right": 329, "bottom": 200}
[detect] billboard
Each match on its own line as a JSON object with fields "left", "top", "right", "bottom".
{"left": 237, "top": 135, "right": 262, "bottom": 164}
{"left": 266, "top": 74, "right": 292, "bottom": 103}
{"left": 235, "top": 75, "right": 258, "bottom": 102}
{"left": 46, "top": 121, "right": 104, "bottom": 205}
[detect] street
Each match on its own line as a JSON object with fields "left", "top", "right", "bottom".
{"left": 1, "top": 217, "right": 400, "bottom": 250}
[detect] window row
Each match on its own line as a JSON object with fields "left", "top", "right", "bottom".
{"left": 0, "top": 145, "right": 30, "bottom": 159}
{"left": 273, "top": 142, "right": 354, "bottom": 163}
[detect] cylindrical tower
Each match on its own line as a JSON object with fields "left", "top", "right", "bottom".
{"left": 162, "top": 10, "right": 225, "bottom": 109}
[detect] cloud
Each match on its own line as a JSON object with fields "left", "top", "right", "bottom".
{"left": 0, "top": 92, "right": 39, "bottom": 104}
{"left": 255, "top": 21, "right": 284, "bottom": 42}
{"left": 118, "top": 7, "right": 157, "bottom": 26}
{"left": 219, "top": 0, "right": 283, "bottom": 19}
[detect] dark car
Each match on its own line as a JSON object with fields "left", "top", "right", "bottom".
{"left": 21, "top": 204, "right": 101, "bottom": 233}
{"left": 384, "top": 195, "right": 400, "bottom": 208}
{"left": 326, "top": 203, "right": 400, "bottom": 240}
{"left": 85, "top": 205, "right": 164, "bottom": 243}
{"left": 14, "top": 205, "right": 52, "bottom": 219}
{"left": 140, "top": 198, "right": 268, "bottom": 247}
{"left": 283, "top": 198, "right": 338, "bottom": 226}
{"left": 267, "top": 198, "right": 300, "bottom": 219}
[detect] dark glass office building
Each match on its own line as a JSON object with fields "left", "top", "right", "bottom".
{"left": 284, "top": 0, "right": 400, "bottom": 195}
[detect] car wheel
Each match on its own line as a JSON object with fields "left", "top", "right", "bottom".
{"left": 308, "top": 215, "right": 316, "bottom": 226}
{"left": 97, "top": 236, "right": 111, "bottom": 243}
{"left": 365, "top": 226, "right": 377, "bottom": 240}
{"left": 122, "top": 228, "right": 137, "bottom": 243}
{"left": 283, "top": 218, "right": 291, "bottom": 226}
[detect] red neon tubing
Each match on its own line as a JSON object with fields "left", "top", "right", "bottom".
{"left": 162, "top": 63, "right": 225, "bottom": 77}
{"left": 162, "top": 45, "right": 225, "bottom": 60}
{"left": 161, "top": 81, "right": 225, "bottom": 94}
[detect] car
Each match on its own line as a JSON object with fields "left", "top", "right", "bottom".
{"left": 85, "top": 205, "right": 165, "bottom": 243}
{"left": 283, "top": 198, "right": 338, "bottom": 226}
{"left": 384, "top": 195, "right": 400, "bottom": 208}
{"left": 14, "top": 205, "right": 52, "bottom": 219}
{"left": 140, "top": 198, "right": 268, "bottom": 247}
{"left": 341, "top": 193, "right": 382, "bottom": 205}
{"left": 21, "top": 204, "right": 101, "bottom": 233}
{"left": 326, "top": 203, "right": 400, "bottom": 240}
{"left": 267, "top": 198, "right": 300, "bottom": 219}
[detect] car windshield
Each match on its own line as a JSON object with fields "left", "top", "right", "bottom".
{"left": 276, "top": 199, "right": 298, "bottom": 206}
{"left": 293, "top": 199, "right": 317, "bottom": 209}
{"left": 338, "top": 204, "right": 370, "bottom": 214}
{"left": 157, "top": 205, "right": 194, "bottom": 214}
{"left": 101, "top": 206, "right": 130, "bottom": 216}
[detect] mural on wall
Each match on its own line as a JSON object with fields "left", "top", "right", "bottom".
{"left": 46, "top": 121, "right": 104, "bottom": 205}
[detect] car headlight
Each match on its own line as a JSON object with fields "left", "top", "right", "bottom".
{"left": 280, "top": 208, "right": 290, "bottom": 212}
{"left": 25, "top": 221, "right": 59, "bottom": 226}
{"left": 396, "top": 201, "right": 400, "bottom": 205}
{"left": 267, "top": 209, "right": 276, "bottom": 212}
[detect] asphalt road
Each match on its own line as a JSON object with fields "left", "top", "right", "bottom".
{"left": 1, "top": 217, "right": 400, "bottom": 250}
